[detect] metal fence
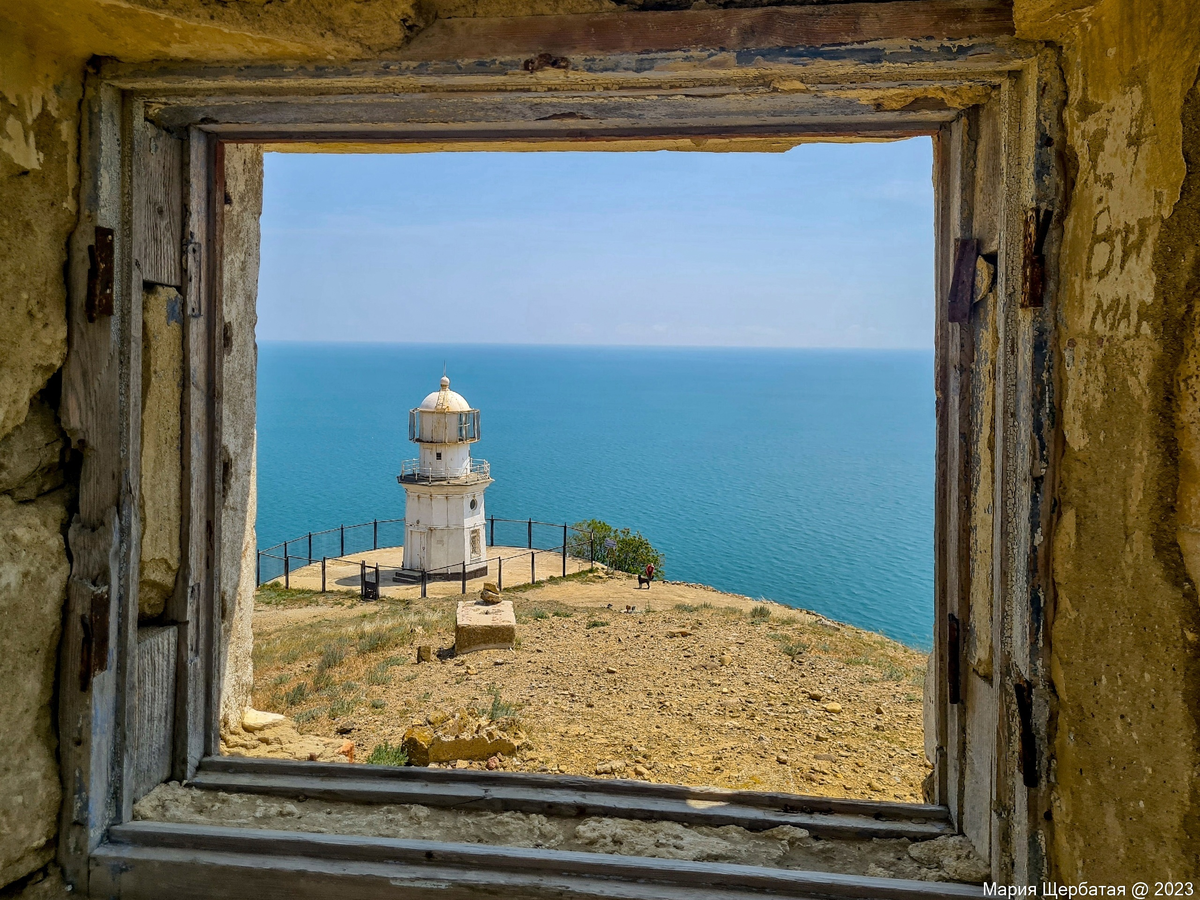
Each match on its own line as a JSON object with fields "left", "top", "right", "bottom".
{"left": 257, "top": 516, "right": 597, "bottom": 600}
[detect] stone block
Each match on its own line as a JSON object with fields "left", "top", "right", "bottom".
{"left": 0, "top": 492, "right": 69, "bottom": 886}
{"left": 455, "top": 599, "right": 516, "bottom": 654}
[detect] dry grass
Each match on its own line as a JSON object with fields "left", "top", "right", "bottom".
{"left": 250, "top": 578, "right": 930, "bottom": 800}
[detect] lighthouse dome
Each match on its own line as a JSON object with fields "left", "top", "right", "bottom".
{"left": 419, "top": 376, "right": 471, "bottom": 412}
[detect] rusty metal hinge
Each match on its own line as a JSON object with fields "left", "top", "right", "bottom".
{"left": 183, "top": 238, "right": 202, "bottom": 317}
{"left": 947, "top": 613, "right": 962, "bottom": 705}
{"left": 85, "top": 226, "right": 114, "bottom": 323}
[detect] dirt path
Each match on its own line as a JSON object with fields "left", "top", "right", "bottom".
{"left": 250, "top": 570, "right": 931, "bottom": 801}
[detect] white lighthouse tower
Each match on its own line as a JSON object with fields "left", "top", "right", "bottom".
{"left": 396, "top": 375, "right": 492, "bottom": 582}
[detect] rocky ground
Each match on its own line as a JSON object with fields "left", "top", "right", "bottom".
{"left": 246, "top": 570, "right": 931, "bottom": 802}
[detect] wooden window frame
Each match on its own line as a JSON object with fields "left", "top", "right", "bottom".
{"left": 59, "top": 3, "right": 1063, "bottom": 895}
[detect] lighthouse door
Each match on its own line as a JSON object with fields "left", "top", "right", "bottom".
{"left": 409, "top": 530, "right": 426, "bottom": 572}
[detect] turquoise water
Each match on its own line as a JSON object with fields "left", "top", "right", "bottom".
{"left": 257, "top": 343, "right": 935, "bottom": 649}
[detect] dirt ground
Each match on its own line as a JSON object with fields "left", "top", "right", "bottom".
{"left": 250, "top": 569, "right": 931, "bottom": 802}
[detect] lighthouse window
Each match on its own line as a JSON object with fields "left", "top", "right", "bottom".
{"left": 436, "top": 452, "right": 442, "bottom": 460}
{"left": 458, "top": 411, "right": 478, "bottom": 441}
{"left": 470, "top": 497, "right": 478, "bottom": 510}
{"left": 408, "top": 409, "right": 418, "bottom": 441}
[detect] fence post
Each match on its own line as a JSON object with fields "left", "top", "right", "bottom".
{"left": 461, "top": 560, "right": 467, "bottom": 595}
{"left": 375, "top": 564, "right": 381, "bottom": 598}
{"left": 307, "top": 532, "right": 312, "bottom": 563}
{"left": 562, "top": 524, "right": 568, "bottom": 577}
{"left": 340, "top": 524, "right": 344, "bottom": 556}
{"left": 373, "top": 519, "right": 378, "bottom": 550}
{"left": 284, "top": 553, "right": 290, "bottom": 590}
{"left": 321, "top": 556, "right": 326, "bottom": 593}
{"left": 498, "top": 556, "right": 503, "bottom": 592}
{"left": 489, "top": 516, "right": 494, "bottom": 547}
{"left": 527, "top": 518, "right": 532, "bottom": 549}
{"left": 531, "top": 550, "right": 536, "bottom": 585}
{"left": 421, "top": 569, "right": 427, "bottom": 599}
{"left": 589, "top": 534, "right": 595, "bottom": 571}
{"left": 360, "top": 560, "right": 366, "bottom": 599}
{"left": 256, "top": 551, "right": 261, "bottom": 587}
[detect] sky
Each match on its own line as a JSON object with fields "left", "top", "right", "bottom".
{"left": 258, "top": 139, "right": 934, "bottom": 348}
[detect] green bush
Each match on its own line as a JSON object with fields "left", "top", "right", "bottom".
{"left": 366, "top": 742, "right": 409, "bottom": 767}
{"left": 568, "top": 519, "right": 664, "bottom": 577}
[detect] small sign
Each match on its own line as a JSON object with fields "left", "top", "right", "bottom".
{"left": 604, "top": 538, "right": 617, "bottom": 550}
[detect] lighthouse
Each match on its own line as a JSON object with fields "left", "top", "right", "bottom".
{"left": 396, "top": 375, "right": 492, "bottom": 582}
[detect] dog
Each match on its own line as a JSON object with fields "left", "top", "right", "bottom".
{"left": 637, "top": 564, "right": 655, "bottom": 589}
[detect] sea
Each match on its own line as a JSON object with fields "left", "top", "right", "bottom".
{"left": 256, "top": 343, "right": 935, "bottom": 650}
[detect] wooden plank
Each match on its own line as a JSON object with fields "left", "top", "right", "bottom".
{"left": 201, "top": 756, "right": 950, "bottom": 821}
{"left": 56, "top": 76, "right": 128, "bottom": 890}
{"left": 404, "top": 1, "right": 1014, "bottom": 60}
{"left": 167, "top": 128, "right": 214, "bottom": 781}
{"left": 131, "top": 626, "right": 177, "bottom": 801}
{"left": 133, "top": 123, "right": 183, "bottom": 287}
{"left": 118, "top": 95, "right": 148, "bottom": 827}
{"left": 145, "top": 90, "right": 964, "bottom": 132}
{"left": 95, "top": 822, "right": 989, "bottom": 900}
{"left": 188, "top": 769, "right": 951, "bottom": 841}
{"left": 208, "top": 137, "right": 227, "bottom": 758}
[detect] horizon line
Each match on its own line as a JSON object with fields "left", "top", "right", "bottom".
{"left": 256, "top": 339, "right": 934, "bottom": 351}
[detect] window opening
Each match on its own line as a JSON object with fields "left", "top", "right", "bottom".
{"left": 244, "top": 146, "right": 936, "bottom": 806}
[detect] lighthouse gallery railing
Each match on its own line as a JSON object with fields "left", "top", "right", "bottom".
{"left": 397, "top": 458, "right": 491, "bottom": 482}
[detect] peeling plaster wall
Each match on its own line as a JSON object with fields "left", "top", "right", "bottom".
{"left": 1015, "top": 0, "right": 1200, "bottom": 879}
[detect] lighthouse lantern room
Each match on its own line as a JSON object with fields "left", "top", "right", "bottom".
{"left": 396, "top": 376, "right": 492, "bottom": 582}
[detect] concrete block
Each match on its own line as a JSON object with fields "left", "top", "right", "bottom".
{"left": 455, "top": 600, "right": 516, "bottom": 654}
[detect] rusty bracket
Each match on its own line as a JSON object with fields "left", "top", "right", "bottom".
{"left": 947, "top": 613, "right": 962, "bottom": 704}
{"left": 1021, "top": 208, "right": 1054, "bottom": 309}
{"left": 85, "top": 226, "right": 114, "bottom": 323}
{"left": 183, "top": 238, "right": 203, "bottom": 317}
{"left": 948, "top": 238, "right": 979, "bottom": 324}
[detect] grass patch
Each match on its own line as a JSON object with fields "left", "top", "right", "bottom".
{"left": 255, "top": 584, "right": 357, "bottom": 607}
{"left": 294, "top": 707, "right": 323, "bottom": 726}
{"left": 477, "top": 685, "right": 520, "bottom": 722}
{"left": 367, "top": 662, "right": 393, "bottom": 685}
{"left": 311, "top": 670, "right": 334, "bottom": 692}
{"left": 317, "top": 644, "right": 347, "bottom": 671}
{"left": 271, "top": 673, "right": 291, "bottom": 687}
{"left": 370, "top": 698, "right": 387, "bottom": 710}
{"left": 771, "top": 635, "right": 809, "bottom": 659}
{"left": 551, "top": 609, "right": 573, "bottom": 618}
{"left": 329, "top": 695, "right": 360, "bottom": 718}
{"left": 749, "top": 605, "right": 772, "bottom": 623}
{"left": 673, "top": 602, "right": 714, "bottom": 613}
{"left": 365, "top": 742, "right": 408, "bottom": 767}
{"left": 586, "top": 619, "right": 609, "bottom": 629}
{"left": 283, "top": 682, "right": 310, "bottom": 707}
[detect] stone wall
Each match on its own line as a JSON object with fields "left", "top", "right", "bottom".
{"left": 1014, "top": 0, "right": 1200, "bottom": 879}
{"left": 0, "top": 25, "right": 78, "bottom": 891}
